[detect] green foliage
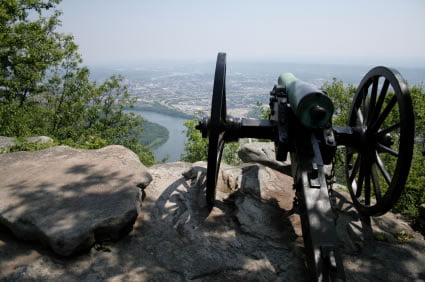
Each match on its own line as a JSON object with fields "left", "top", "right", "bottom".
{"left": 322, "top": 78, "right": 356, "bottom": 126}
{"left": 9, "top": 138, "right": 56, "bottom": 152}
{"left": 81, "top": 136, "right": 108, "bottom": 150}
{"left": 322, "top": 78, "right": 356, "bottom": 186}
{"left": 0, "top": 0, "right": 64, "bottom": 106}
{"left": 410, "top": 86, "right": 425, "bottom": 140}
{"left": 395, "top": 149, "right": 425, "bottom": 217}
{"left": 140, "top": 120, "right": 169, "bottom": 149}
{"left": 247, "top": 102, "right": 271, "bottom": 119}
{"left": 393, "top": 86, "right": 425, "bottom": 217}
{"left": 93, "top": 242, "right": 112, "bottom": 252}
{"left": 181, "top": 119, "right": 241, "bottom": 165}
{"left": 181, "top": 119, "right": 208, "bottom": 162}
{"left": 0, "top": 0, "right": 155, "bottom": 166}
{"left": 222, "top": 141, "right": 241, "bottom": 166}
{"left": 392, "top": 230, "right": 414, "bottom": 243}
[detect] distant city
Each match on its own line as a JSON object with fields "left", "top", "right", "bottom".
{"left": 88, "top": 61, "right": 425, "bottom": 161}
{"left": 90, "top": 61, "right": 425, "bottom": 118}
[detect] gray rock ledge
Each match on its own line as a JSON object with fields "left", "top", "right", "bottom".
{"left": 238, "top": 142, "right": 292, "bottom": 175}
{"left": 0, "top": 145, "right": 152, "bottom": 256}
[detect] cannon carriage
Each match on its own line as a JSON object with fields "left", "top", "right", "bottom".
{"left": 196, "top": 53, "right": 415, "bottom": 281}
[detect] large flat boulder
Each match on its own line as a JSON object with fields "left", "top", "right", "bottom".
{"left": 140, "top": 161, "right": 306, "bottom": 281}
{"left": 0, "top": 145, "right": 152, "bottom": 256}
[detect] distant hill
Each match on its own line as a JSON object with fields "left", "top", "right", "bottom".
{"left": 140, "top": 120, "right": 169, "bottom": 149}
{"left": 132, "top": 102, "right": 194, "bottom": 119}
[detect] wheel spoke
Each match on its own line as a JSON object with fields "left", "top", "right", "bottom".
{"left": 377, "top": 143, "right": 399, "bottom": 157}
{"left": 367, "top": 77, "right": 378, "bottom": 126}
{"left": 356, "top": 109, "right": 364, "bottom": 126}
{"left": 221, "top": 80, "right": 226, "bottom": 120}
{"left": 216, "top": 133, "right": 225, "bottom": 164}
{"left": 377, "top": 122, "right": 400, "bottom": 136}
{"left": 364, "top": 168, "right": 371, "bottom": 205}
{"left": 371, "top": 94, "right": 397, "bottom": 131}
{"left": 371, "top": 163, "right": 382, "bottom": 204}
{"left": 373, "top": 78, "right": 390, "bottom": 120}
{"left": 349, "top": 153, "right": 361, "bottom": 184}
{"left": 376, "top": 152, "right": 392, "bottom": 185}
{"left": 362, "top": 87, "right": 369, "bottom": 121}
{"left": 355, "top": 162, "right": 366, "bottom": 197}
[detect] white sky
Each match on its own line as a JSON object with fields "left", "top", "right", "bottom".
{"left": 58, "top": 0, "right": 425, "bottom": 66}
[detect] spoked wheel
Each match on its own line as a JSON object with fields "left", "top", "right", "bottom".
{"left": 206, "top": 52, "right": 227, "bottom": 210}
{"left": 346, "top": 66, "right": 415, "bottom": 216}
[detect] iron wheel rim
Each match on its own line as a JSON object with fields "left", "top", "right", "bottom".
{"left": 346, "top": 66, "right": 414, "bottom": 216}
{"left": 206, "top": 52, "right": 227, "bottom": 210}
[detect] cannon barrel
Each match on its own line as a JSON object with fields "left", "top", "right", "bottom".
{"left": 278, "top": 73, "right": 334, "bottom": 129}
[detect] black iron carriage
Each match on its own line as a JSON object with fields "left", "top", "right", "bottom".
{"left": 196, "top": 53, "right": 415, "bottom": 281}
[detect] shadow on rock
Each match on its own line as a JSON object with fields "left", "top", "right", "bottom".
{"left": 1, "top": 159, "right": 424, "bottom": 281}
{"left": 126, "top": 162, "right": 308, "bottom": 281}
{"left": 330, "top": 189, "right": 425, "bottom": 281}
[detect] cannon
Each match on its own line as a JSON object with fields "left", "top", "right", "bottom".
{"left": 196, "top": 53, "right": 415, "bottom": 281}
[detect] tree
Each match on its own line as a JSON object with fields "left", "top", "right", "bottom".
{"left": 0, "top": 0, "right": 64, "bottom": 137}
{"left": 0, "top": 0, "right": 64, "bottom": 105}
{"left": 181, "top": 119, "right": 241, "bottom": 166}
{"left": 0, "top": 0, "right": 155, "bottom": 166}
{"left": 180, "top": 119, "right": 208, "bottom": 163}
{"left": 393, "top": 86, "right": 425, "bottom": 217}
{"left": 321, "top": 79, "right": 357, "bottom": 185}
{"left": 322, "top": 78, "right": 357, "bottom": 126}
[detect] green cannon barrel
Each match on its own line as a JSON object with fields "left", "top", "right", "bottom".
{"left": 278, "top": 73, "right": 333, "bottom": 129}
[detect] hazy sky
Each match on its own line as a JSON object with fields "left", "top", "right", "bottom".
{"left": 58, "top": 0, "right": 425, "bottom": 66}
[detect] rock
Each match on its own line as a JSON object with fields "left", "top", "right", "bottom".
{"left": 1, "top": 160, "right": 424, "bottom": 281}
{"left": 0, "top": 136, "right": 54, "bottom": 154}
{"left": 0, "top": 145, "right": 152, "bottom": 256}
{"left": 331, "top": 189, "right": 425, "bottom": 276}
{"left": 0, "top": 136, "right": 16, "bottom": 153}
{"left": 332, "top": 189, "right": 418, "bottom": 251}
{"left": 238, "top": 142, "right": 292, "bottom": 175}
{"left": 25, "top": 136, "right": 53, "bottom": 145}
{"left": 218, "top": 163, "right": 302, "bottom": 237}
{"left": 139, "top": 162, "right": 306, "bottom": 281}
{"left": 328, "top": 189, "right": 425, "bottom": 281}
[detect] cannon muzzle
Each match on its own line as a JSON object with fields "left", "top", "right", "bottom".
{"left": 278, "top": 73, "right": 333, "bottom": 129}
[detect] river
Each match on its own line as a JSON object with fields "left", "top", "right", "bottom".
{"left": 132, "top": 111, "right": 189, "bottom": 162}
